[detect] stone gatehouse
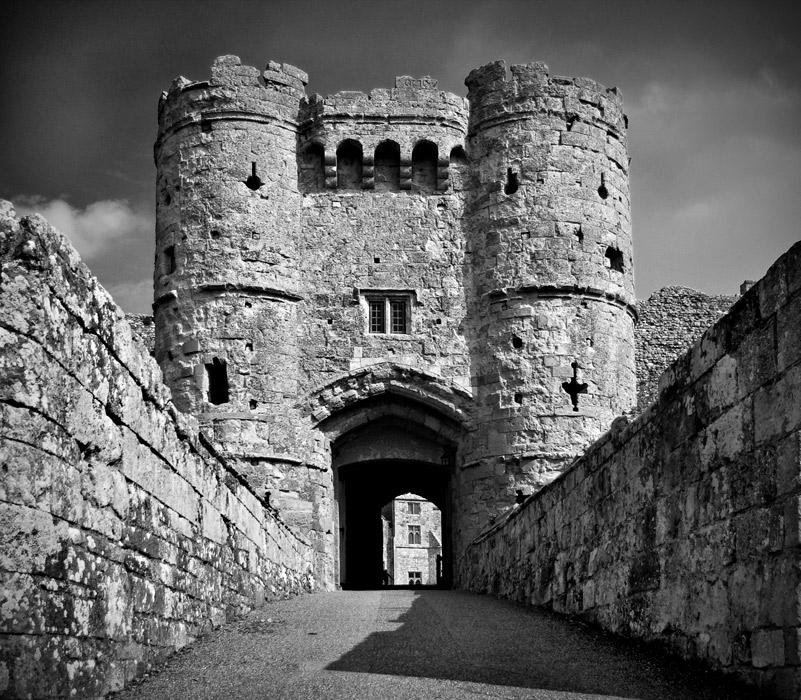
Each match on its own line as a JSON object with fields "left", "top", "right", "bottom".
{"left": 153, "top": 55, "right": 635, "bottom": 589}
{"left": 2, "top": 53, "right": 799, "bottom": 700}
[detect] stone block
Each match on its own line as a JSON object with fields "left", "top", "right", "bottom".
{"left": 704, "top": 354, "right": 738, "bottom": 416}
{"left": 777, "top": 431, "right": 801, "bottom": 496}
{"left": 753, "top": 628, "right": 785, "bottom": 668}
{"left": 0, "top": 502, "right": 69, "bottom": 575}
{"left": 735, "top": 319, "right": 777, "bottom": 398}
{"left": 783, "top": 496, "right": 801, "bottom": 549}
{"left": 776, "top": 292, "right": 801, "bottom": 373}
{"left": 754, "top": 364, "right": 801, "bottom": 445}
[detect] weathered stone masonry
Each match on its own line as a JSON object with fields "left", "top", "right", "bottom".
{"left": 152, "top": 55, "right": 637, "bottom": 588}
{"left": 460, "top": 241, "right": 801, "bottom": 699}
{"left": 2, "top": 50, "right": 798, "bottom": 700}
{"left": 636, "top": 286, "right": 738, "bottom": 411}
{"left": 0, "top": 203, "right": 314, "bottom": 698}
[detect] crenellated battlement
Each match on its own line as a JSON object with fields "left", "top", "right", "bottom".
{"left": 299, "top": 76, "right": 466, "bottom": 114}
{"left": 465, "top": 60, "right": 626, "bottom": 141}
{"left": 465, "top": 59, "right": 620, "bottom": 103}
{"left": 156, "top": 56, "right": 307, "bottom": 147}
{"left": 297, "top": 78, "right": 468, "bottom": 165}
{"left": 299, "top": 91, "right": 467, "bottom": 122}
{"left": 262, "top": 59, "right": 309, "bottom": 91}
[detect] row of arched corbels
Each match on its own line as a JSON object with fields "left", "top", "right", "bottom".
{"left": 298, "top": 139, "right": 468, "bottom": 193}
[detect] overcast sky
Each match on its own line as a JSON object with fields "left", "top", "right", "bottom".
{"left": 2, "top": 0, "right": 799, "bottom": 313}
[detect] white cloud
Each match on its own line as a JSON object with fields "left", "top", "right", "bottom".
{"left": 12, "top": 195, "right": 154, "bottom": 313}
{"left": 12, "top": 196, "right": 152, "bottom": 264}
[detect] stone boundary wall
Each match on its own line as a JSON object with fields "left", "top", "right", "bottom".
{"left": 0, "top": 202, "right": 315, "bottom": 699}
{"left": 459, "top": 241, "right": 801, "bottom": 699}
{"left": 636, "top": 286, "right": 738, "bottom": 411}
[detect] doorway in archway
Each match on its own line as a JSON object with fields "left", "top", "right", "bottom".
{"left": 320, "top": 391, "right": 462, "bottom": 590}
{"left": 337, "top": 459, "right": 452, "bottom": 590}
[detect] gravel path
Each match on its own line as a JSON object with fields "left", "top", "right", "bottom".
{"left": 113, "top": 589, "right": 764, "bottom": 700}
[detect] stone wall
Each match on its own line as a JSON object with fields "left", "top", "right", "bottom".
{"left": 636, "top": 286, "right": 737, "bottom": 411}
{"left": 0, "top": 202, "right": 315, "bottom": 698}
{"left": 459, "top": 241, "right": 801, "bottom": 699}
{"left": 127, "top": 280, "right": 741, "bottom": 420}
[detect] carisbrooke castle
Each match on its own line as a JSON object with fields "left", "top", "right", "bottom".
{"left": 1, "top": 55, "right": 799, "bottom": 699}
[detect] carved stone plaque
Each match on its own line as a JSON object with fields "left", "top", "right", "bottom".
{"left": 395, "top": 75, "right": 438, "bottom": 89}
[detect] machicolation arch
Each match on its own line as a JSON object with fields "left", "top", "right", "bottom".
{"left": 299, "top": 138, "right": 457, "bottom": 192}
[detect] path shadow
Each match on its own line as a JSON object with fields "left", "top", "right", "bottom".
{"left": 326, "top": 591, "right": 766, "bottom": 700}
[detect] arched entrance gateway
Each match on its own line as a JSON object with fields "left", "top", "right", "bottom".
{"left": 311, "top": 370, "right": 467, "bottom": 590}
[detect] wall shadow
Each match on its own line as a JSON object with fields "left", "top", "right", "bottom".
{"left": 325, "top": 592, "right": 767, "bottom": 699}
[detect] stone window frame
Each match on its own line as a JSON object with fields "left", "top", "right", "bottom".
{"left": 360, "top": 289, "right": 415, "bottom": 336}
{"left": 408, "top": 571, "right": 422, "bottom": 585}
{"left": 205, "top": 356, "right": 230, "bottom": 405}
{"left": 407, "top": 524, "right": 422, "bottom": 545}
{"left": 163, "top": 245, "right": 176, "bottom": 275}
{"left": 407, "top": 500, "right": 421, "bottom": 515}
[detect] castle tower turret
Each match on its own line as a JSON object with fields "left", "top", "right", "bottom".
{"left": 153, "top": 56, "right": 309, "bottom": 485}
{"left": 460, "top": 61, "right": 636, "bottom": 536}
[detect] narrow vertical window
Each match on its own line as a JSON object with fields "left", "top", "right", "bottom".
{"left": 504, "top": 167, "right": 519, "bottom": 195}
{"left": 408, "top": 524, "right": 421, "bottom": 545}
{"left": 448, "top": 146, "right": 468, "bottom": 191}
{"left": 390, "top": 299, "right": 406, "bottom": 334}
{"left": 245, "top": 162, "right": 263, "bottom": 191}
{"left": 163, "top": 246, "right": 176, "bottom": 275}
{"left": 206, "top": 357, "right": 229, "bottom": 405}
{"left": 369, "top": 300, "right": 385, "bottom": 334}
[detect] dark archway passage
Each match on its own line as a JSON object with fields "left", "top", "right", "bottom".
{"left": 338, "top": 460, "right": 451, "bottom": 590}
{"left": 311, "top": 375, "right": 467, "bottom": 592}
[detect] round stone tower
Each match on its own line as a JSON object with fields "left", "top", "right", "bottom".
{"left": 153, "top": 55, "right": 309, "bottom": 481}
{"left": 459, "top": 60, "right": 636, "bottom": 537}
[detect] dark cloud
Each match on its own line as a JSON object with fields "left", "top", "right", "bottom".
{"left": 2, "top": 0, "right": 798, "bottom": 310}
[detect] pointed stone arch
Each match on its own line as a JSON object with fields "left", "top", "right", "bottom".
{"left": 304, "top": 362, "right": 471, "bottom": 432}
{"left": 303, "top": 363, "right": 471, "bottom": 589}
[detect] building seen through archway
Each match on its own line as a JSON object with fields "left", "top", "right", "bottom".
{"left": 381, "top": 494, "right": 442, "bottom": 587}
{"left": 336, "top": 457, "right": 452, "bottom": 590}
